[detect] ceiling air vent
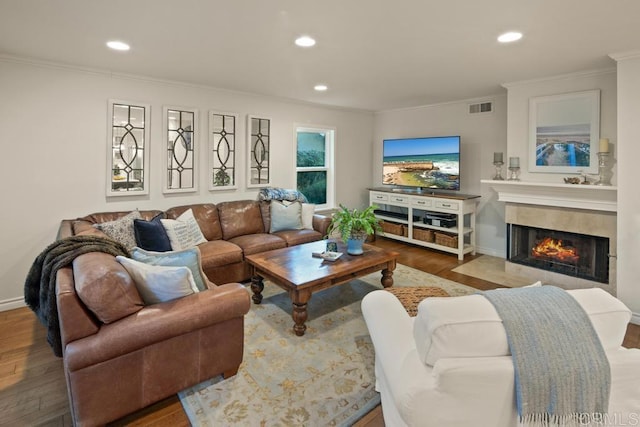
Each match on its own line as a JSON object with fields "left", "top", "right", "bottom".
{"left": 468, "top": 101, "right": 493, "bottom": 114}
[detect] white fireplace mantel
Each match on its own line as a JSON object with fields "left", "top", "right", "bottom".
{"left": 480, "top": 180, "right": 617, "bottom": 212}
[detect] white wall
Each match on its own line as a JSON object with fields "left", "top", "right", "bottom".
{"left": 612, "top": 52, "right": 640, "bottom": 322}
{"left": 503, "top": 69, "right": 618, "bottom": 184}
{"left": 0, "top": 57, "right": 374, "bottom": 309}
{"left": 373, "top": 95, "right": 509, "bottom": 257}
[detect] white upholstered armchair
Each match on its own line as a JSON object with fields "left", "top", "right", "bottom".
{"left": 361, "top": 288, "right": 640, "bottom": 427}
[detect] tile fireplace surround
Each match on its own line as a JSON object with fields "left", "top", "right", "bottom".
{"left": 483, "top": 181, "right": 617, "bottom": 295}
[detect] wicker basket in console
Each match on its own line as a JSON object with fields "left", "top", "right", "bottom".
{"left": 412, "top": 227, "right": 434, "bottom": 243}
{"left": 434, "top": 231, "right": 459, "bottom": 248}
{"left": 380, "top": 221, "right": 407, "bottom": 237}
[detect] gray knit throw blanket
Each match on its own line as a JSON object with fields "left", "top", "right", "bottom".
{"left": 24, "top": 235, "right": 129, "bottom": 357}
{"left": 483, "top": 286, "right": 611, "bottom": 426}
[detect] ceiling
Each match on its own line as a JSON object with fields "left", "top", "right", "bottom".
{"left": 1, "top": 0, "right": 639, "bottom": 111}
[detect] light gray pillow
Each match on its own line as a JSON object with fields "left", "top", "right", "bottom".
{"left": 270, "top": 200, "right": 302, "bottom": 232}
{"left": 130, "top": 246, "right": 209, "bottom": 291}
{"left": 116, "top": 256, "right": 199, "bottom": 305}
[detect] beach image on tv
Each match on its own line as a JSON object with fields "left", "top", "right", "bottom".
{"left": 535, "top": 123, "right": 590, "bottom": 167}
{"left": 383, "top": 136, "right": 460, "bottom": 190}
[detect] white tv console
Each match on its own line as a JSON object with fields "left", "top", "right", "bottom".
{"left": 369, "top": 188, "right": 480, "bottom": 260}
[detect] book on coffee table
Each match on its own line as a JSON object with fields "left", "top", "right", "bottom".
{"left": 311, "top": 251, "right": 343, "bottom": 262}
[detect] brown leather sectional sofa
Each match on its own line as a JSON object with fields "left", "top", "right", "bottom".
{"left": 61, "top": 201, "right": 331, "bottom": 285}
{"left": 55, "top": 200, "right": 331, "bottom": 425}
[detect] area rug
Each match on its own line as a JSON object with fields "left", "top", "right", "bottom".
{"left": 178, "top": 264, "right": 475, "bottom": 426}
{"left": 452, "top": 254, "right": 535, "bottom": 288}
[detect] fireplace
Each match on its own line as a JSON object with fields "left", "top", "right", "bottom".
{"left": 484, "top": 182, "right": 617, "bottom": 294}
{"left": 507, "top": 224, "right": 609, "bottom": 284}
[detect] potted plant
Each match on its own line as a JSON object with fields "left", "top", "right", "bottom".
{"left": 327, "top": 204, "right": 382, "bottom": 255}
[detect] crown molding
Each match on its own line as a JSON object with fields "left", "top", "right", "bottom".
{"left": 501, "top": 67, "right": 616, "bottom": 89}
{"left": 609, "top": 51, "right": 640, "bottom": 62}
{"left": 374, "top": 92, "right": 507, "bottom": 114}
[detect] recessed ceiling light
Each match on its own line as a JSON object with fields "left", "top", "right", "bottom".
{"left": 106, "top": 40, "right": 130, "bottom": 51}
{"left": 314, "top": 84, "right": 328, "bottom": 91}
{"left": 295, "top": 36, "right": 316, "bottom": 47}
{"left": 497, "top": 32, "right": 523, "bottom": 43}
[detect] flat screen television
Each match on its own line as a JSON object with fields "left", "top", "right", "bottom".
{"left": 382, "top": 136, "right": 460, "bottom": 191}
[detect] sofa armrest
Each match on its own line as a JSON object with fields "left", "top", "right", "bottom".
{"left": 362, "top": 290, "right": 415, "bottom": 380}
{"left": 313, "top": 213, "right": 332, "bottom": 237}
{"left": 64, "top": 283, "right": 251, "bottom": 371}
{"left": 607, "top": 348, "right": 640, "bottom": 414}
{"left": 58, "top": 219, "right": 75, "bottom": 239}
{"left": 56, "top": 267, "right": 100, "bottom": 346}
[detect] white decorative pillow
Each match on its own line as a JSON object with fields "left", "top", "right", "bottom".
{"left": 160, "top": 208, "right": 208, "bottom": 250}
{"left": 93, "top": 210, "right": 141, "bottom": 250}
{"left": 116, "top": 256, "right": 199, "bottom": 305}
{"left": 301, "top": 203, "right": 315, "bottom": 230}
{"left": 270, "top": 200, "right": 303, "bottom": 232}
{"left": 413, "top": 294, "right": 509, "bottom": 366}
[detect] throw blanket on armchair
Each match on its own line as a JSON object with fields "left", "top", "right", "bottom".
{"left": 483, "top": 286, "right": 611, "bottom": 427}
{"left": 24, "top": 235, "right": 129, "bottom": 357}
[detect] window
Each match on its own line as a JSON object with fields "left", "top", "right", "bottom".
{"left": 295, "top": 126, "right": 335, "bottom": 209}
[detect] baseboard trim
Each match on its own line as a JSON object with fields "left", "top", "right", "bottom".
{"left": 631, "top": 313, "right": 640, "bottom": 326}
{"left": 474, "top": 246, "right": 505, "bottom": 258}
{"left": 0, "top": 296, "right": 26, "bottom": 312}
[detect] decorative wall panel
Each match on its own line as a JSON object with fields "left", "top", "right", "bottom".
{"left": 247, "top": 115, "right": 271, "bottom": 187}
{"left": 164, "top": 106, "right": 198, "bottom": 193}
{"left": 209, "top": 111, "right": 237, "bottom": 190}
{"left": 107, "top": 100, "right": 150, "bottom": 196}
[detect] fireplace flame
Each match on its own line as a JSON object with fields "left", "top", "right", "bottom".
{"left": 531, "top": 237, "right": 579, "bottom": 263}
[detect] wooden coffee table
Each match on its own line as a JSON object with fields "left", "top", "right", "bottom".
{"left": 246, "top": 240, "right": 398, "bottom": 336}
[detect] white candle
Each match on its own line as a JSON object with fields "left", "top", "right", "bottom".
{"left": 493, "top": 152, "right": 503, "bottom": 163}
{"left": 509, "top": 157, "right": 520, "bottom": 168}
{"left": 599, "top": 138, "right": 609, "bottom": 153}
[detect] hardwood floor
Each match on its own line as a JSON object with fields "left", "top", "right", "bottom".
{"left": 1, "top": 238, "right": 638, "bottom": 426}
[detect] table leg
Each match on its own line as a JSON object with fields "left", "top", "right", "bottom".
{"left": 250, "top": 275, "right": 264, "bottom": 304}
{"left": 291, "top": 290, "right": 311, "bottom": 336}
{"left": 381, "top": 268, "right": 394, "bottom": 288}
{"left": 292, "top": 302, "right": 308, "bottom": 336}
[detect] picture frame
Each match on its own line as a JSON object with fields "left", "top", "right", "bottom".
{"left": 528, "top": 90, "right": 600, "bottom": 174}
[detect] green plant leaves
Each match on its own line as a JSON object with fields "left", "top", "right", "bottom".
{"left": 327, "top": 204, "right": 382, "bottom": 243}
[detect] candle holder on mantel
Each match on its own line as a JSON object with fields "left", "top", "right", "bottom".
{"left": 508, "top": 166, "right": 521, "bottom": 181}
{"left": 507, "top": 156, "right": 520, "bottom": 181}
{"left": 594, "top": 152, "right": 611, "bottom": 186}
{"left": 493, "top": 161, "right": 505, "bottom": 180}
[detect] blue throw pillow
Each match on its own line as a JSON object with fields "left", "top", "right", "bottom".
{"left": 134, "top": 214, "right": 172, "bottom": 252}
{"left": 130, "top": 246, "right": 209, "bottom": 291}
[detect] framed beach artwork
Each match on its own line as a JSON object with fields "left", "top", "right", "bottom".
{"left": 528, "top": 90, "right": 600, "bottom": 174}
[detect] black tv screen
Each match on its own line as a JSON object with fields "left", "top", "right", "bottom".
{"left": 382, "top": 136, "right": 460, "bottom": 191}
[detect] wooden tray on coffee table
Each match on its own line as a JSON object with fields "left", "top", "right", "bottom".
{"left": 246, "top": 240, "right": 398, "bottom": 336}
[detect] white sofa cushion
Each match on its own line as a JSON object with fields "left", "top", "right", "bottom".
{"left": 413, "top": 288, "right": 631, "bottom": 366}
